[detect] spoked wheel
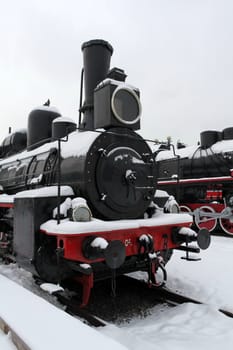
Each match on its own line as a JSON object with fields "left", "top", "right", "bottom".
{"left": 194, "top": 205, "right": 217, "bottom": 233}
{"left": 219, "top": 213, "right": 233, "bottom": 236}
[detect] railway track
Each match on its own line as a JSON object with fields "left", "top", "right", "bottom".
{"left": 147, "top": 282, "right": 233, "bottom": 318}
{"left": 1, "top": 271, "right": 233, "bottom": 350}
{"left": 45, "top": 275, "right": 233, "bottom": 326}
{"left": 52, "top": 290, "right": 106, "bottom": 327}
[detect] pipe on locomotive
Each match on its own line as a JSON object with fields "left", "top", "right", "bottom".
{"left": 80, "top": 39, "right": 113, "bottom": 130}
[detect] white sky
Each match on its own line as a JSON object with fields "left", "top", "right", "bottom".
{"left": 1, "top": 0, "right": 233, "bottom": 146}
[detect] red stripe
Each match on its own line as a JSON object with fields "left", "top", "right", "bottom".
{"left": 158, "top": 176, "right": 233, "bottom": 185}
{"left": 0, "top": 203, "right": 14, "bottom": 208}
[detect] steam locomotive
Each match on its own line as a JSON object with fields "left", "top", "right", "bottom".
{"left": 155, "top": 129, "right": 233, "bottom": 236}
{"left": 0, "top": 39, "right": 210, "bottom": 306}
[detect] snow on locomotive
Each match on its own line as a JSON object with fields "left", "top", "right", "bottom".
{"left": 155, "top": 129, "right": 233, "bottom": 236}
{"left": 0, "top": 40, "right": 210, "bottom": 306}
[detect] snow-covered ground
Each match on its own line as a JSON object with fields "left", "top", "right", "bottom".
{"left": 1, "top": 235, "right": 233, "bottom": 349}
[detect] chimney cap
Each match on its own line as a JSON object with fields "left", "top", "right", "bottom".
{"left": 81, "top": 39, "right": 113, "bottom": 54}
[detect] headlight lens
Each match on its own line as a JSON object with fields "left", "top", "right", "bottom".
{"left": 72, "top": 205, "right": 92, "bottom": 222}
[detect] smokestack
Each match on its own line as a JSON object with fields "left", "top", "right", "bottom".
{"left": 80, "top": 39, "right": 113, "bottom": 130}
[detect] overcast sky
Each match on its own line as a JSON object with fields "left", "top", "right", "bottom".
{"left": 1, "top": 0, "right": 233, "bottom": 146}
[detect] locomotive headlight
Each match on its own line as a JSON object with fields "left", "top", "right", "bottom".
{"left": 164, "top": 196, "right": 180, "bottom": 214}
{"left": 111, "top": 86, "right": 141, "bottom": 125}
{"left": 94, "top": 79, "right": 141, "bottom": 130}
{"left": 71, "top": 197, "right": 92, "bottom": 222}
{"left": 72, "top": 205, "right": 92, "bottom": 222}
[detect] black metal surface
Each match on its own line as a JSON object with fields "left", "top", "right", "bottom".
{"left": 108, "top": 67, "right": 127, "bottom": 82}
{"left": 0, "top": 130, "right": 27, "bottom": 158}
{"left": 80, "top": 39, "right": 113, "bottom": 130}
{"left": 27, "top": 107, "right": 61, "bottom": 151}
{"left": 0, "top": 128, "right": 155, "bottom": 219}
{"left": 157, "top": 147, "right": 233, "bottom": 205}
{"left": 104, "top": 240, "right": 126, "bottom": 269}
{"left": 197, "top": 228, "right": 211, "bottom": 250}
{"left": 52, "top": 119, "right": 77, "bottom": 140}
{"left": 200, "top": 130, "right": 222, "bottom": 149}
{"left": 175, "top": 245, "right": 200, "bottom": 253}
{"left": 83, "top": 127, "right": 155, "bottom": 219}
{"left": 223, "top": 127, "right": 233, "bottom": 140}
{"left": 158, "top": 150, "right": 233, "bottom": 181}
{"left": 13, "top": 196, "right": 64, "bottom": 261}
{"left": 58, "top": 127, "right": 155, "bottom": 219}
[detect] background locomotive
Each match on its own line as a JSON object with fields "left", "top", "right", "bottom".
{"left": 0, "top": 39, "right": 210, "bottom": 306}
{"left": 155, "top": 129, "right": 233, "bottom": 235}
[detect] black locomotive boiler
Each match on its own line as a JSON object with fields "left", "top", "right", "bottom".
{"left": 155, "top": 129, "right": 233, "bottom": 235}
{"left": 0, "top": 40, "right": 210, "bottom": 306}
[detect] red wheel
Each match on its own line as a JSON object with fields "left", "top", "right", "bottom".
{"left": 179, "top": 205, "right": 191, "bottom": 213}
{"left": 219, "top": 213, "right": 233, "bottom": 235}
{"left": 194, "top": 205, "right": 217, "bottom": 232}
